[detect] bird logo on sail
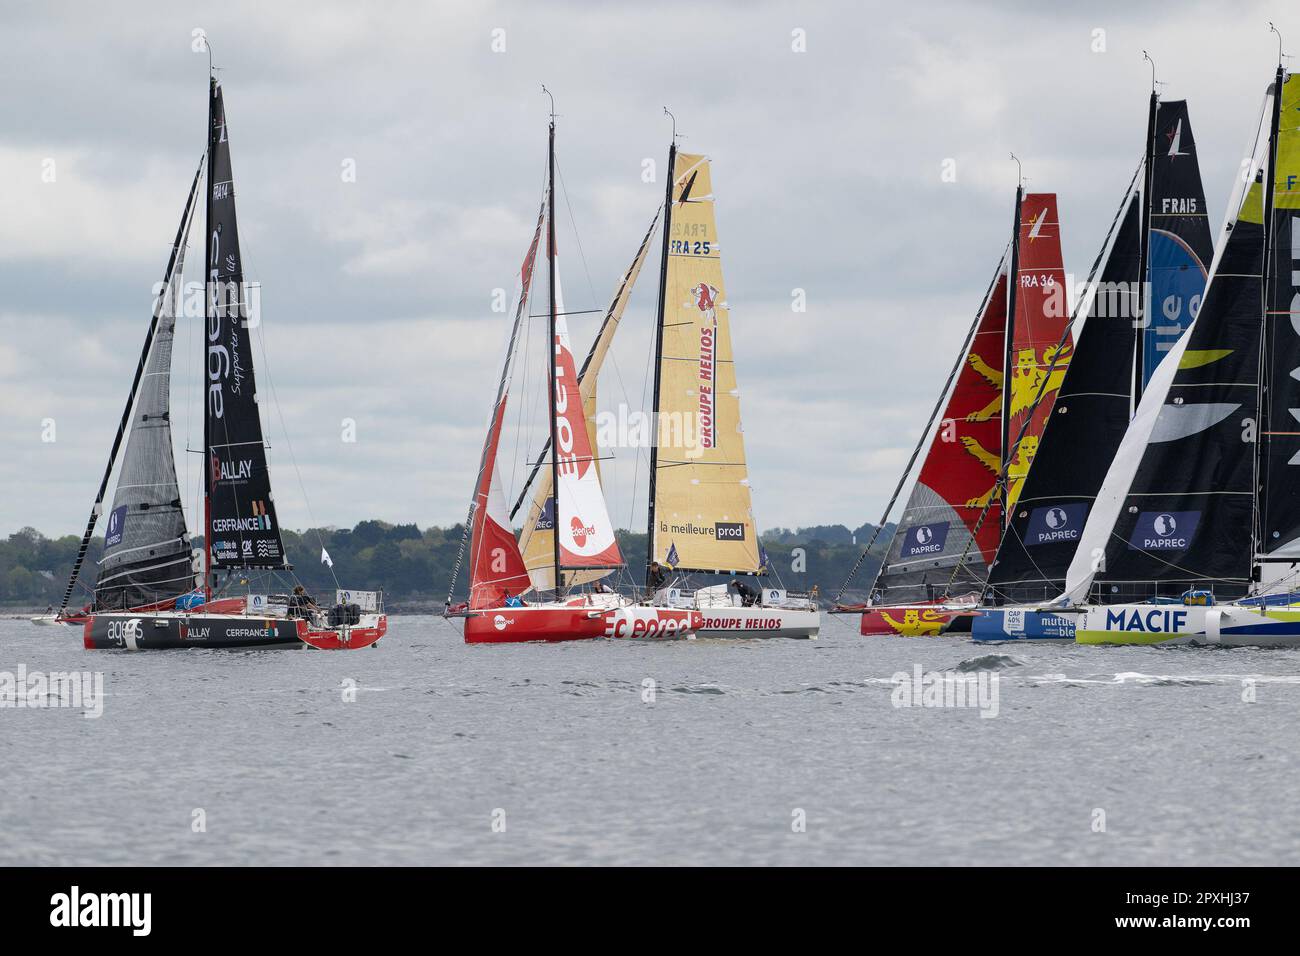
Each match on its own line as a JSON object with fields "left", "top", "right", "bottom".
{"left": 691, "top": 283, "right": 720, "bottom": 316}
{"left": 1027, "top": 209, "right": 1047, "bottom": 242}
{"left": 1166, "top": 119, "right": 1187, "bottom": 158}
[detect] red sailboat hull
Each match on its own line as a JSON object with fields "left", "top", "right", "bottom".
{"left": 860, "top": 604, "right": 966, "bottom": 637}
{"left": 300, "top": 615, "right": 388, "bottom": 650}
{"left": 464, "top": 604, "right": 702, "bottom": 644}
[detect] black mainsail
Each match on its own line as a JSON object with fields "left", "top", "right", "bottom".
{"left": 984, "top": 99, "right": 1213, "bottom": 603}
{"left": 1062, "top": 83, "right": 1281, "bottom": 603}
{"left": 1258, "top": 68, "right": 1300, "bottom": 563}
{"left": 203, "top": 78, "right": 288, "bottom": 579}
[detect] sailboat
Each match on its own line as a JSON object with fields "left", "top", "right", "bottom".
{"left": 832, "top": 183, "right": 1070, "bottom": 636}
{"left": 972, "top": 86, "right": 1214, "bottom": 641}
{"left": 72, "top": 67, "right": 386, "bottom": 650}
{"left": 1063, "top": 49, "right": 1300, "bottom": 646}
{"left": 448, "top": 97, "right": 702, "bottom": 644}
{"left": 638, "top": 132, "right": 819, "bottom": 639}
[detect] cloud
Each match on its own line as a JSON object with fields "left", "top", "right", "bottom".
{"left": 0, "top": 0, "right": 1291, "bottom": 544}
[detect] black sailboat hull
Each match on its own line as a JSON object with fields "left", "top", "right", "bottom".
{"left": 83, "top": 613, "right": 302, "bottom": 650}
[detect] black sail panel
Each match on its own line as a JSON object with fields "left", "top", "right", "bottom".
{"left": 1260, "top": 73, "right": 1300, "bottom": 559}
{"left": 987, "top": 194, "right": 1142, "bottom": 602}
{"left": 204, "top": 79, "right": 287, "bottom": 570}
{"left": 1143, "top": 100, "right": 1216, "bottom": 385}
{"left": 1093, "top": 186, "right": 1265, "bottom": 599}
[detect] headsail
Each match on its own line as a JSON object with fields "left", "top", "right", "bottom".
{"left": 464, "top": 206, "right": 544, "bottom": 607}
{"left": 519, "top": 208, "right": 661, "bottom": 591}
{"left": 469, "top": 395, "right": 532, "bottom": 607}
{"left": 870, "top": 257, "right": 1010, "bottom": 603}
{"left": 1060, "top": 86, "right": 1276, "bottom": 603}
{"left": 647, "top": 152, "right": 761, "bottom": 575}
{"left": 86, "top": 162, "right": 204, "bottom": 611}
{"left": 203, "top": 78, "right": 288, "bottom": 572}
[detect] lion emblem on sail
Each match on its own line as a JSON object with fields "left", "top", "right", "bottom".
{"left": 964, "top": 342, "right": 1072, "bottom": 423}
{"left": 961, "top": 434, "right": 1039, "bottom": 509}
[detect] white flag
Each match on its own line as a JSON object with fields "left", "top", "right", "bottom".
{"left": 321, "top": 548, "right": 333, "bottom": 568}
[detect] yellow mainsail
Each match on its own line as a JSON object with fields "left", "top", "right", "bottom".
{"left": 519, "top": 210, "right": 661, "bottom": 591}
{"left": 649, "top": 152, "right": 761, "bottom": 573}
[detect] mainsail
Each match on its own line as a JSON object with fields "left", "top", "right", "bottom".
{"left": 1061, "top": 83, "right": 1279, "bottom": 602}
{"left": 987, "top": 101, "right": 1213, "bottom": 602}
{"left": 647, "top": 151, "right": 761, "bottom": 575}
{"left": 1143, "top": 100, "right": 1215, "bottom": 389}
{"left": 519, "top": 209, "right": 661, "bottom": 590}
{"left": 1002, "top": 194, "right": 1072, "bottom": 515}
{"left": 82, "top": 162, "right": 205, "bottom": 611}
{"left": 203, "top": 78, "right": 288, "bottom": 573}
{"left": 1258, "top": 71, "right": 1300, "bottom": 560}
{"left": 869, "top": 191, "right": 1069, "bottom": 604}
{"left": 543, "top": 122, "right": 622, "bottom": 581}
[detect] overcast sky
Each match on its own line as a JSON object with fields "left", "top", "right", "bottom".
{"left": 1, "top": 1, "right": 1293, "bottom": 539}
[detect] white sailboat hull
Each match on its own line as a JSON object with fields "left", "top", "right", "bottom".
{"left": 695, "top": 606, "right": 820, "bottom": 640}
{"left": 1076, "top": 602, "right": 1300, "bottom": 647}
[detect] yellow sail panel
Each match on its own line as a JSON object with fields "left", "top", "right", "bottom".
{"left": 518, "top": 208, "right": 662, "bottom": 591}
{"left": 1276, "top": 73, "right": 1300, "bottom": 210}
{"left": 651, "top": 153, "right": 761, "bottom": 573}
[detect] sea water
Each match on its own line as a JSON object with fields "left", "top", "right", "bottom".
{"left": 2, "top": 614, "right": 1298, "bottom": 865}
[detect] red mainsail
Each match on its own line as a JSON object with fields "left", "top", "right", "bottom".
{"left": 869, "top": 191, "right": 1070, "bottom": 604}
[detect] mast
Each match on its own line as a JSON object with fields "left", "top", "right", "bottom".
{"left": 545, "top": 98, "right": 562, "bottom": 601}
{"left": 58, "top": 159, "right": 205, "bottom": 615}
{"left": 203, "top": 74, "right": 217, "bottom": 601}
{"left": 644, "top": 121, "right": 678, "bottom": 587}
{"left": 999, "top": 172, "right": 1024, "bottom": 538}
{"left": 1133, "top": 86, "right": 1159, "bottom": 409}
{"left": 1254, "top": 54, "right": 1287, "bottom": 573}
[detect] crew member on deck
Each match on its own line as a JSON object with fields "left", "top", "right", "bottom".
{"left": 647, "top": 562, "right": 668, "bottom": 591}
{"left": 728, "top": 576, "right": 758, "bottom": 607}
{"left": 287, "top": 585, "right": 318, "bottom": 621}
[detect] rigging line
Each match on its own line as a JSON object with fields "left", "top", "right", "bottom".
{"left": 248, "top": 296, "right": 341, "bottom": 592}
{"left": 554, "top": 157, "right": 601, "bottom": 311}
{"left": 830, "top": 240, "right": 1012, "bottom": 605}
{"left": 944, "top": 158, "right": 1144, "bottom": 600}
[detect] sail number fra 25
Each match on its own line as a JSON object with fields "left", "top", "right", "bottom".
{"left": 670, "top": 239, "right": 711, "bottom": 256}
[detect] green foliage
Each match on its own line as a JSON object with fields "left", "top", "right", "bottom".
{"left": 0, "top": 519, "right": 891, "bottom": 608}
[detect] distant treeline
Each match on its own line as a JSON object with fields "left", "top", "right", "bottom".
{"left": 0, "top": 520, "right": 895, "bottom": 609}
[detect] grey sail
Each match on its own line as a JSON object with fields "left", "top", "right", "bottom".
{"left": 93, "top": 180, "right": 202, "bottom": 609}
